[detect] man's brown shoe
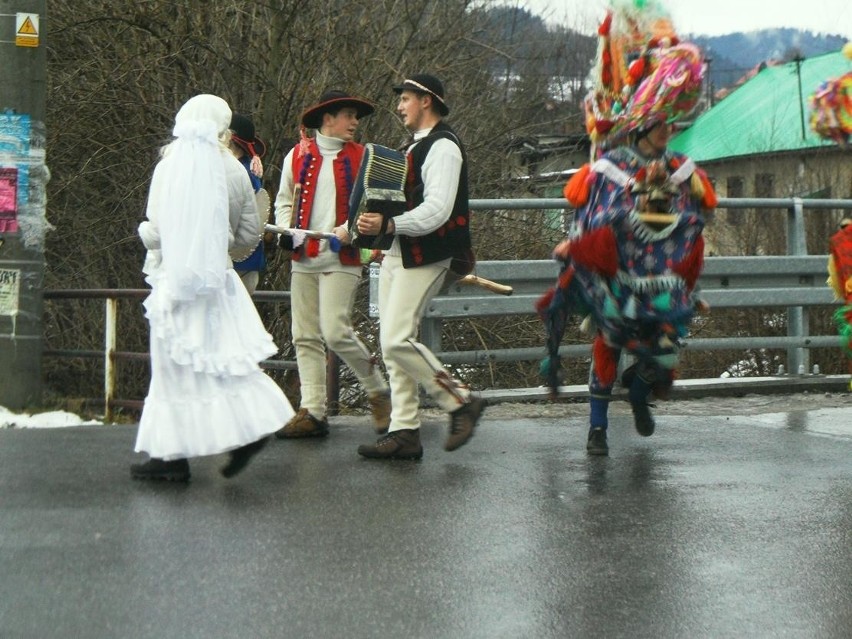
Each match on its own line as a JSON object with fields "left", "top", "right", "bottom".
{"left": 274, "top": 408, "right": 329, "bottom": 439}
{"left": 445, "top": 396, "right": 487, "bottom": 451}
{"left": 357, "top": 429, "right": 423, "bottom": 460}
{"left": 368, "top": 391, "right": 391, "bottom": 433}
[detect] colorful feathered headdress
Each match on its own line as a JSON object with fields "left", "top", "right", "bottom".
{"left": 808, "top": 43, "right": 852, "bottom": 146}
{"left": 583, "top": 0, "right": 705, "bottom": 151}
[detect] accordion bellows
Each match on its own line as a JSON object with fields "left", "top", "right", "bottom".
{"left": 348, "top": 143, "right": 408, "bottom": 250}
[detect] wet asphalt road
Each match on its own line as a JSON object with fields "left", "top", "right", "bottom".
{"left": 1, "top": 401, "right": 852, "bottom": 639}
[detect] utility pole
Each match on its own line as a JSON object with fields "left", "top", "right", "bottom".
{"left": 0, "top": 0, "right": 47, "bottom": 410}
{"left": 793, "top": 53, "right": 807, "bottom": 141}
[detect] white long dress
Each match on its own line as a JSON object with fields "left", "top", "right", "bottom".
{"left": 134, "top": 150, "right": 293, "bottom": 461}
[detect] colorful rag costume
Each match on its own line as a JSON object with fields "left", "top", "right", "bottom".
{"left": 828, "top": 223, "right": 852, "bottom": 357}
{"left": 538, "top": 144, "right": 714, "bottom": 399}
{"left": 537, "top": 1, "right": 715, "bottom": 449}
{"left": 809, "top": 72, "right": 852, "bottom": 145}
{"left": 808, "top": 43, "right": 852, "bottom": 146}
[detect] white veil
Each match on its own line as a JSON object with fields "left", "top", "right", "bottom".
{"left": 151, "top": 94, "right": 231, "bottom": 301}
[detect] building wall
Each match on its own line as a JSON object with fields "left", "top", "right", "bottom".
{"left": 699, "top": 147, "right": 852, "bottom": 255}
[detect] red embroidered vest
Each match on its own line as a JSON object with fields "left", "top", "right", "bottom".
{"left": 289, "top": 139, "right": 363, "bottom": 266}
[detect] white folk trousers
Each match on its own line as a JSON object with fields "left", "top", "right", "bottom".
{"left": 291, "top": 270, "right": 388, "bottom": 418}
{"left": 377, "top": 255, "right": 471, "bottom": 432}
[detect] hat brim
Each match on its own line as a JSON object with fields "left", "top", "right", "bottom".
{"left": 233, "top": 135, "right": 266, "bottom": 159}
{"left": 393, "top": 83, "right": 449, "bottom": 116}
{"left": 301, "top": 97, "right": 375, "bottom": 129}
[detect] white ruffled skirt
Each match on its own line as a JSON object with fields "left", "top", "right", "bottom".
{"left": 135, "top": 269, "right": 293, "bottom": 460}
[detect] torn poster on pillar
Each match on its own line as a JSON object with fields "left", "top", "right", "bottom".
{"left": 0, "top": 168, "right": 18, "bottom": 233}
{"left": 0, "top": 268, "right": 20, "bottom": 316}
{"left": 0, "top": 114, "right": 30, "bottom": 235}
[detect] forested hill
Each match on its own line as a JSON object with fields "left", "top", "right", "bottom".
{"left": 691, "top": 29, "right": 848, "bottom": 90}
{"left": 485, "top": 6, "right": 847, "bottom": 95}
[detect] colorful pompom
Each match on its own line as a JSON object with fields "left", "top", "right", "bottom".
{"left": 564, "top": 164, "right": 592, "bottom": 206}
{"left": 628, "top": 57, "right": 646, "bottom": 83}
{"left": 598, "top": 11, "right": 612, "bottom": 36}
{"left": 306, "top": 238, "right": 320, "bottom": 258}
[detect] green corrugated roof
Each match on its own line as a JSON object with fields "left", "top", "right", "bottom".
{"left": 669, "top": 50, "right": 849, "bottom": 162}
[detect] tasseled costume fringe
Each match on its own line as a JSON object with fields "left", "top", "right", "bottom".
{"left": 834, "top": 304, "right": 852, "bottom": 356}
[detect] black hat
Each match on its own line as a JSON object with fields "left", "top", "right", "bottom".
{"left": 229, "top": 113, "right": 266, "bottom": 158}
{"left": 300, "top": 90, "right": 375, "bottom": 129}
{"left": 393, "top": 73, "right": 449, "bottom": 116}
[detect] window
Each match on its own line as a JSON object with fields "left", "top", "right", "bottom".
{"left": 727, "top": 176, "right": 743, "bottom": 198}
{"left": 755, "top": 173, "right": 774, "bottom": 198}
{"left": 726, "top": 176, "right": 744, "bottom": 225}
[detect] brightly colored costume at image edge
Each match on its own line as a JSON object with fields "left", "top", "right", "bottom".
{"left": 812, "top": 44, "right": 852, "bottom": 390}
{"left": 808, "top": 42, "right": 852, "bottom": 146}
{"left": 537, "top": 1, "right": 717, "bottom": 419}
{"left": 828, "top": 221, "right": 852, "bottom": 388}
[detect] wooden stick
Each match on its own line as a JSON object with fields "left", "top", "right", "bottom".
{"left": 264, "top": 223, "right": 336, "bottom": 241}
{"left": 458, "top": 274, "right": 514, "bottom": 296}
{"left": 637, "top": 212, "right": 678, "bottom": 225}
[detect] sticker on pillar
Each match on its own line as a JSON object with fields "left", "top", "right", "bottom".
{"left": 0, "top": 168, "right": 18, "bottom": 233}
{"left": 15, "top": 13, "right": 39, "bottom": 48}
{"left": 0, "top": 269, "right": 20, "bottom": 316}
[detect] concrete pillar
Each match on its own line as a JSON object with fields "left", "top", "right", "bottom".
{"left": 0, "top": 1, "right": 48, "bottom": 409}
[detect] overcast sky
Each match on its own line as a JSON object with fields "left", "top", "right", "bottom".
{"left": 503, "top": 0, "right": 852, "bottom": 37}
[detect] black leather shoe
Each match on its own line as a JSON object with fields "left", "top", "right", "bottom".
{"left": 631, "top": 402, "right": 656, "bottom": 437}
{"left": 586, "top": 427, "right": 609, "bottom": 456}
{"left": 131, "top": 458, "right": 190, "bottom": 482}
{"left": 221, "top": 436, "right": 270, "bottom": 478}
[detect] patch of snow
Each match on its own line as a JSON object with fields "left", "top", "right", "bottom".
{"left": 0, "top": 405, "right": 102, "bottom": 429}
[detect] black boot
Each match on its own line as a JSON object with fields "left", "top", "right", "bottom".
{"left": 628, "top": 361, "right": 657, "bottom": 437}
{"left": 631, "top": 400, "right": 656, "bottom": 437}
{"left": 131, "top": 458, "right": 190, "bottom": 482}
{"left": 221, "top": 437, "right": 270, "bottom": 478}
{"left": 586, "top": 427, "right": 609, "bottom": 455}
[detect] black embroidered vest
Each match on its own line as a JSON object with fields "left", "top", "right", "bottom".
{"left": 399, "top": 121, "right": 472, "bottom": 268}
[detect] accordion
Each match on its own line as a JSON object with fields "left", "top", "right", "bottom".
{"left": 348, "top": 143, "right": 408, "bottom": 250}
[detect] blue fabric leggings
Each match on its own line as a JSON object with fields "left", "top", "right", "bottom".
{"left": 588, "top": 347, "right": 655, "bottom": 431}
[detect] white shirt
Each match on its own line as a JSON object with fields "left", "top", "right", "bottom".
{"left": 274, "top": 132, "right": 360, "bottom": 274}
{"left": 386, "top": 127, "right": 462, "bottom": 257}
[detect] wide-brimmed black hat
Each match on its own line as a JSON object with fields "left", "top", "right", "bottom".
{"left": 300, "top": 90, "right": 375, "bottom": 129}
{"left": 229, "top": 113, "right": 266, "bottom": 158}
{"left": 393, "top": 73, "right": 449, "bottom": 116}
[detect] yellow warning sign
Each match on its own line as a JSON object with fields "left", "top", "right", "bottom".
{"left": 15, "top": 13, "right": 40, "bottom": 48}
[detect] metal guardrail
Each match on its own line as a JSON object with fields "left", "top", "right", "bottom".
{"left": 379, "top": 197, "right": 852, "bottom": 380}
{"left": 43, "top": 196, "right": 852, "bottom": 419}
{"left": 42, "top": 289, "right": 294, "bottom": 421}
{"left": 414, "top": 255, "right": 839, "bottom": 366}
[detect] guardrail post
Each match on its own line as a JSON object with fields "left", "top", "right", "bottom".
{"left": 420, "top": 318, "right": 442, "bottom": 354}
{"left": 786, "top": 198, "right": 808, "bottom": 374}
{"left": 104, "top": 297, "right": 117, "bottom": 423}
